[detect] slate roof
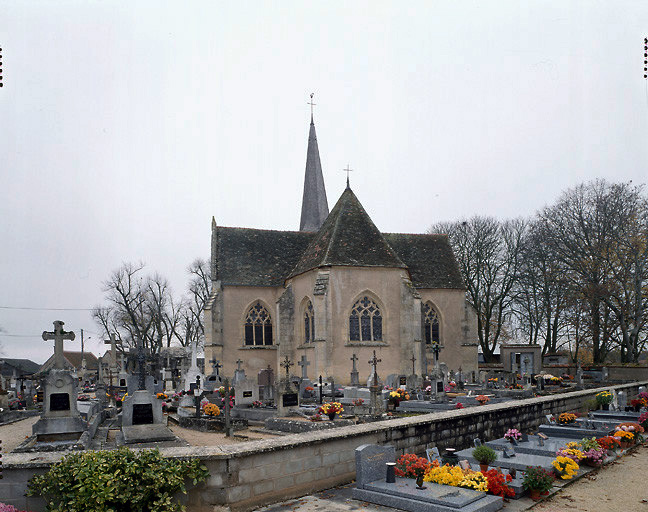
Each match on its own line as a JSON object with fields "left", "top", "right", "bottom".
{"left": 299, "top": 117, "right": 329, "bottom": 232}
{"left": 383, "top": 233, "right": 465, "bottom": 289}
{"left": 290, "top": 188, "right": 407, "bottom": 277}
{"left": 214, "top": 226, "right": 314, "bottom": 286}
{"left": 213, "top": 189, "right": 464, "bottom": 290}
{"left": 0, "top": 358, "right": 41, "bottom": 376}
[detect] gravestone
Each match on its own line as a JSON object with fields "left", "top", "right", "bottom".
{"left": 612, "top": 389, "right": 619, "bottom": 410}
{"left": 576, "top": 365, "right": 584, "bottom": 387}
{"left": 350, "top": 353, "right": 360, "bottom": 386}
{"left": 231, "top": 359, "right": 245, "bottom": 387}
{"left": 121, "top": 389, "right": 164, "bottom": 426}
{"left": 299, "top": 378, "right": 314, "bottom": 399}
{"left": 183, "top": 340, "right": 205, "bottom": 392}
{"left": 355, "top": 444, "right": 396, "bottom": 488}
{"left": 277, "top": 356, "right": 300, "bottom": 416}
{"left": 33, "top": 321, "right": 87, "bottom": 441}
{"left": 618, "top": 390, "right": 627, "bottom": 410}
{"left": 426, "top": 447, "right": 441, "bottom": 465}
{"left": 258, "top": 366, "right": 275, "bottom": 402}
{"left": 406, "top": 374, "right": 420, "bottom": 390}
{"left": 297, "top": 355, "right": 310, "bottom": 380}
{"left": 602, "top": 367, "right": 609, "bottom": 381}
{"left": 385, "top": 374, "right": 399, "bottom": 390}
{"left": 234, "top": 377, "right": 259, "bottom": 406}
{"left": 205, "top": 358, "right": 224, "bottom": 391}
{"left": 126, "top": 374, "right": 157, "bottom": 396}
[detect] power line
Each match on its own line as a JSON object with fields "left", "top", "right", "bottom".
{"left": 0, "top": 306, "right": 94, "bottom": 311}
{"left": 0, "top": 333, "right": 40, "bottom": 337}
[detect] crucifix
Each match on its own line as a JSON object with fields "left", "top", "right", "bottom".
{"left": 410, "top": 354, "right": 417, "bottom": 375}
{"left": 135, "top": 341, "right": 147, "bottom": 391}
{"left": 297, "top": 355, "right": 310, "bottom": 380}
{"left": 368, "top": 350, "right": 382, "bottom": 387}
{"left": 342, "top": 164, "right": 353, "bottom": 188}
{"left": 42, "top": 320, "right": 76, "bottom": 370}
{"left": 210, "top": 359, "right": 222, "bottom": 376}
{"left": 307, "top": 92, "right": 316, "bottom": 118}
{"left": 350, "top": 353, "right": 358, "bottom": 372}
{"left": 235, "top": 359, "right": 243, "bottom": 371}
{"left": 281, "top": 356, "right": 293, "bottom": 390}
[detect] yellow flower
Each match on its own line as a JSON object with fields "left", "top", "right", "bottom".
{"left": 552, "top": 456, "right": 579, "bottom": 479}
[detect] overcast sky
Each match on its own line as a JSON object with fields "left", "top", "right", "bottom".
{"left": 1, "top": 1, "right": 647, "bottom": 363}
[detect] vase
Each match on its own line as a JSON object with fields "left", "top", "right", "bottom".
{"left": 601, "top": 404, "right": 610, "bottom": 411}
{"left": 327, "top": 412, "right": 336, "bottom": 421}
{"left": 415, "top": 474, "right": 426, "bottom": 489}
{"left": 479, "top": 463, "right": 489, "bottom": 472}
{"left": 529, "top": 489, "right": 541, "bottom": 501}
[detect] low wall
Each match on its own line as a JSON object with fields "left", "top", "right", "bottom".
{"left": 3, "top": 381, "right": 646, "bottom": 512}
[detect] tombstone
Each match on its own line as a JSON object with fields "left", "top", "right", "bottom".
{"left": 234, "top": 377, "right": 259, "bottom": 406}
{"left": 385, "top": 374, "right": 399, "bottom": 390}
{"left": 618, "top": 390, "right": 627, "bottom": 410}
{"left": 126, "top": 374, "right": 156, "bottom": 396}
{"left": 426, "top": 447, "right": 441, "bottom": 465}
{"left": 32, "top": 321, "right": 87, "bottom": 441}
{"left": 602, "top": 367, "right": 609, "bottom": 381}
{"left": 502, "top": 445, "right": 516, "bottom": 458}
{"left": 458, "top": 460, "right": 471, "bottom": 471}
{"left": 367, "top": 351, "right": 384, "bottom": 415}
{"left": 354, "top": 444, "right": 396, "bottom": 489}
{"left": 258, "top": 366, "right": 275, "bottom": 402}
{"left": 350, "top": 354, "right": 360, "bottom": 386}
{"left": 611, "top": 389, "right": 619, "bottom": 410}
{"left": 299, "top": 378, "right": 314, "bottom": 399}
{"left": 406, "top": 374, "right": 420, "bottom": 390}
{"left": 183, "top": 340, "right": 205, "bottom": 392}
{"left": 122, "top": 390, "right": 164, "bottom": 426}
{"left": 297, "top": 355, "right": 311, "bottom": 380}
{"left": 576, "top": 365, "right": 584, "bottom": 387}
{"left": 277, "top": 356, "right": 299, "bottom": 416}
{"left": 231, "top": 359, "right": 245, "bottom": 387}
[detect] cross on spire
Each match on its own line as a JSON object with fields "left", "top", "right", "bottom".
{"left": 307, "top": 92, "right": 316, "bottom": 121}
{"left": 342, "top": 164, "right": 353, "bottom": 188}
{"left": 42, "top": 320, "right": 76, "bottom": 370}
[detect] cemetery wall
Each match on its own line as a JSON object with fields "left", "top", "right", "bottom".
{"left": 2, "top": 381, "right": 646, "bottom": 512}
{"left": 543, "top": 364, "right": 648, "bottom": 382}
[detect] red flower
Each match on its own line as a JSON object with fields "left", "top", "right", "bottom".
{"left": 482, "top": 469, "right": 515, "bottom": 498}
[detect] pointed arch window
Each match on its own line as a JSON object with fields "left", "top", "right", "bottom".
{"left": 303, "top": 300, "right": 315, "bottom": 343}
{"left": 423, "top": 303, "right": 440, "bottom": 345}
{"left": 349, "top": 296, "right": 383, "bottom": 342}
{"left": 244, "top": 302, "right": 273, "bottom": 346}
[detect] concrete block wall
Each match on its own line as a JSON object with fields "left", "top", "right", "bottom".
{"left": 3, "top": 381, "right": 646, "bottom": 512}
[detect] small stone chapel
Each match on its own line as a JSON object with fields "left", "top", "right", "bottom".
{"left": 204, "top": 112, "right": 479, "bottom": 384}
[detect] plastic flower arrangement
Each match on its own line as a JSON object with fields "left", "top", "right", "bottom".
{"left": 552, "top": 456, "right": 579, "bottom": 479}
{"left": 395, "top": 454, "right": 430, "bottom": 478}
{"left": 577, "top": 437, "right": 600, "bottom": 451}
{"left": 504, "top": 429, "right": 522, "bottom": 441}
{"left": 319, "top": 401, "right": 344, "bottom": 416}
{"left": 309, "top": 413, "right": 323, "bottom": 422}
{"left": 389, "top": 388, "right": 410, "bottom": 403}
{"left": 488, "top": 377, "right": 498, "bottom": 383}
{"left": 202, "top": 403, "right": 220, "bottom": 417}
{"left": 425, "top": 385, "right": 432, "bottom": 393}
{"left": 454, "top": 402, "right": 464, "bottom": 409}
{"left": 475, "top": 395, "right": 490, "bottom": 405}
{"left": 521, "top": 466, "right": 555, "bottom": 493}
{"left": 595, "top": 390, "right": 613, "bottom": 405}
{"left": 557, "top": 413, "right": 577, "bottom": 424}
{"left": 548, "top": 376, "right": 563, "bottom": 385}
{"left": 352, "top": 398, "right": 365, "bottom": 406}
{"left": 156, "top": 392, "right": 168, "bottom": 400}
{"left": 556, "top": 447, "right": 584, "bottom": 462}
{"left": 614, "top": 422, "right": 644, "bottom": 443}
{"left": 482, "top": 469, "right": 515, "bottom": 498}
{"left": 638, "top": 391, "right": 648, "bottom": 402}
{"left": 630, "top": 398, "right": 647, "bottom": 409}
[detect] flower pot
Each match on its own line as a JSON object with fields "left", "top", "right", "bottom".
{"left": 583, "top": 459, "right": 600, "bottom": 468}
{"left": 479, "top": 463, "right": 489, "bottom": 472}
{"left": 634, "top": 404, "right": 642, "bottom": 412}
{"left": 601, "top": 404, "right": 610, "bottom": 411}
{"left": 415, "top": 474, "right": 426, "bottom": 489}
{"left": 327, "top": 412, "right": 336, "bottom": 421}
{"left": 529, "top": 489, "right": 541, "bottom": 501}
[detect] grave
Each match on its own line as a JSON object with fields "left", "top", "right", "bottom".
{"left": 32, "top": 321, "right": 88, "bottom": 443}
{"left": 277, "top": 356, "right": 300, "bottom": 416}
{"left": 352, "top": 444, "right": 503, "bottom": 512}
{"left": 486, "top": 435, "right": 574, "bottom": 457}
{"left": 205, "top": 358, "right": 224, "bottom": 391}
{"left": 456, "top": 446, "right": 557, "bottom": 473}
{"left": 538, "top": 422, "right": 608, "bottom": 439}
{"left": 183, "top": 339, "right": 205, "bottom": 392}
{"left": 234, "top": 376, "right": 259, "bottom": 406}
{"left": 350, "top": 353, "right": 360, "bottom": 386}
{"left": 231, "top": 358, "right": 245, "bottom": 387}
{"left": 258, "top": 366, "right": 275, "bottom": 402}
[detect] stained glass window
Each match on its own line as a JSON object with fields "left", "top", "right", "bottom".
{"left": 244, "top": 302, "right": 273, "bottom": 346}
{"left": 423, "top": 303, "right": 440, "bottom": 345}
{"left": 349, "top": 296, "right": 383, "bottom": 342}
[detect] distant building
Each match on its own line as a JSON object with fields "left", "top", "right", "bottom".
{"left": 0, "top": 358, "right": 41, "bottom": 390}
{"left": 38, "top": 351, "right": 99, "bottom": 379}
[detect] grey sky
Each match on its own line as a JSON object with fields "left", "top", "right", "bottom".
{"left": 1, "top": 1, "right": 647, "bottom": 362}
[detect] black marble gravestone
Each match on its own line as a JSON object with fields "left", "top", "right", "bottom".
{"left": 132, "top": 403, "right": 154, "bottom": 425}
{"left": 50, "top": 392, "right": 70, "bottom": 411}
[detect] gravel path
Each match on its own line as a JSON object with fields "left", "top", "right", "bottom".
{"left": 0, "top": 415, "right": 39, "bottom": 452}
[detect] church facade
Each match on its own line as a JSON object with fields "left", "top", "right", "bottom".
{"left": 204, "top": 115, "right": 478, "bottom": 384}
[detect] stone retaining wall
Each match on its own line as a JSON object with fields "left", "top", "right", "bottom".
{"left": 3, "top": 381, "right": 646, "bottom": 512}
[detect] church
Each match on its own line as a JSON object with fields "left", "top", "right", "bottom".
{"left": 204, "top": 113, "right": 478, "bottom": 385}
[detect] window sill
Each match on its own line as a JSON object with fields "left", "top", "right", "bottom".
{"left": 296, "top": 344, "right": 316, "bottom": 350}
{"left": 239, "top": 345, "right": 277, "bottom": 350}
{"left": 345, "top": 342, "right": 389, "bottom": 347}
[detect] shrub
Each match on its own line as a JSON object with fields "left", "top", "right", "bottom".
{"left": 472, "top": 445, "right": 497, "bottom": 464}
{"left": 522, "top": 466, "right": 554, "bottom": 492}
{"left": 27, "top": 447, "right": 209, "bottom": 512}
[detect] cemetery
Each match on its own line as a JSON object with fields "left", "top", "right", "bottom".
{"left": 2, "top": 322, "right": 648, "bottom": 511}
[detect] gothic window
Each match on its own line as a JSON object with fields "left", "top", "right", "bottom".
{"left": 423, "top": 303, "right": 440, "bottom": 345}
{"left": 303, "top": 300, "right": 315, "bottom": 343}
{"left": 244, "top": 302, "right": 273, "bottom": 346}
{"left": 349, "top": 296, "right": 383, "bottom": 342}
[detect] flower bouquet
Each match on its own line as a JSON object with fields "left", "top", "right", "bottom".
{"left": 475, "top": 395, "right": 490, "bottom": 405}
{"left": 156, "top": 392, "right": 168, "bottom": 400}
{"left": 319, "top": 401, "right": 344, "bottom": 420}
{"left": 395, "top": 453, "right": 430, "bottom": 488}
{"left": 389, "top": 388, "right": 410, "bottom": 407}
{"left": 630, "top": 398, "right": 647, "bottom": 411}
{"left": 454, "top": 402, "right": 464, "bottom": 409}
{"left": 551, "top": 456, "right": 579, "bottom": 480}
{"left": 556, "top": 447, "right": 584, "bottom": 463}
{"left": 202, "top": 403, "right": 220, "bottom": 417}
{"left": 595, "top": 390, "right": 612, "bottom": 410}
{"left": 581, "top": 447, "right": 606, "bottom": 467}
{"left": 504, "top": 428, "right": 522, "bottom": 442}
{"left": 557, "top": 412, "right": 577, "bottom": 425}
{"left": 482, "top": 468, "right": 515, "bottom": 498}
{"left": 522, "top": 466, "right": 555, "bottom": 499}
{"left": 597, "top": 435, "right": 621, "bottom": 454}
{"left": 352, "top": 398, "right": 365, "bottom": 406}
{"left": 639, "top": 411, "right": 648, "bottom": 431}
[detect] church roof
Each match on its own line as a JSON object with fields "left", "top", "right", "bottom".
{"left": 214, "top": 226, "right": 314, "bottom": 286}
{"left": 299, "top": 117, "right": 329, "bottom": 231}
{"left": 383, "top": 233, "right": 465, "bottom": 289}
{"left": 290, "top": 187, "right": 407, "bottom": 278}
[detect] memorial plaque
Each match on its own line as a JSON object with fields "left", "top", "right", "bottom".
{"left": 243, "top": 390, "right": 253, "bottom": 398}
{"left": 50, "top": 392, "right": 70, "bottom": 411}
{"left": 426, "top": 447, "right": 441, "bottom": 464}
{"left": 119, "top": 379, "right": 126, "bottom": 387}
{"left": 502, "top": 446, "right": 516, "bottom": 458}
{"left": 399, "top": 376, "right": 407, "bottom": 386}
{"left": 132, "top": 403, "right": 154, "bottom": 425}
{"left": 437, "top": 382, "right": 444, "bottom": 392}
{"left": 459, "top": 460, "right": 471, "bottom": 470}
{"left": 282, "top": 392, "right": 298, "bottom": 407}
{"left": 473, "top": 438, "right": 482, "bottom": 447}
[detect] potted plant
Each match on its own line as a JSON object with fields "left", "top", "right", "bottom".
{"left": 475, "top": 395, "right": 490, "bottom": 405}
{"left": 595, "top": 390, "right": 612, "bottom": 410}
{"left": 472, "top": 445, "right": 497, "bottom": 472}
{"left": 522, "top": 466, "right": 554, "bottom": 500}
{"left": 319, "top": 401, "right": 344, "bottom": 420}
{"left": 557, "top": 412, "right": 577, "bottom": 425}
{"left": 551, "top": 456, "right": 579, "bottom": 480}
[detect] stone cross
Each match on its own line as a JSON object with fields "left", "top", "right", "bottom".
{"left": 350, "top": 353, "right": 358, "bottom": 372}
{"left": 42, "top": 320, "right": 76, "bottom": 370}
{"left": 136, "top": 342, "right": 147, "bottom": 391}
{"left": 298, "top": 355, "right": 310, "bottom": 379}
{"left": 235, "top": 359, "right": 243, "bottom": 371}
{"left": 210, "top": 359, "right": 222, "bottom": 376}
{"left": 104, "top": 332, "right": 118, "bottom": 370}
{"left": 410, "top": 354, "right": 417, "bottom": 375}
{"left": 281, "top": 356, "right": 293, "bottom": 382}
{"left": 350, "top": 353, "right": 360, "bottom": 386}
{"left": 368, "top": 350, "right": 382, "bottom": 387}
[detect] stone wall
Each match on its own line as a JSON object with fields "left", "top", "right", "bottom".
{"left": 3, "top": 381, "right": 646, "bottom": 512}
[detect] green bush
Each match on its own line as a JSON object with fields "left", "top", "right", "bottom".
{"left": 27, "top": 447, "right": 209, "bottom": 512}
{"left": 472, "top": 445, "right": 497, "bottom": 464}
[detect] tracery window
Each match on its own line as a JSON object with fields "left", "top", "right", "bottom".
{"left": 423, "top": 303, "right": 440, "bottom": 345}
{"left": 244, "top": 302, "right": 273, "bottom": 346}
{"left": 349, "top": 296, "right": 383, "bottom": 342}
{"left": 303, "top": 300, "right": 315, "bottom": 343}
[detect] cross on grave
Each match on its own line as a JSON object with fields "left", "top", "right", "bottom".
{"left": 42, "top": 320, "right": 76, "bottom": 370}
{"left": 298, "top": 355, "right": 310, "bottom": 379}
{"left": 210, "top": 359, "right": 222, "bottom": 376}
{"left": 136, "top": 342, "right": 147, "bottom": 391}
{"left": 235, "top": 359, "right": 243, "bottom": 371}
{"left": 104, "top": 332, "right": 119, "bottom": 370}
{"left": 410, "top": 354, "right": 417, "bottom": 375}
{"left": 281, "top": 356, "right": 293, "bottom": 390}
{"left": 350, "top": 353, "right": 358, "bottom": 372}
{"left": 368, "top": 350, "right": 382, "bottom": 387}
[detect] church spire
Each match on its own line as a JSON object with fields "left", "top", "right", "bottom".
{"left": 299, "top": 94, "right": 329, "bottom": 232}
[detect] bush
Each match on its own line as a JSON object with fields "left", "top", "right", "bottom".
{"left": 27, "top": 447, "right": 209, "bottom": 512}
{"left": 522, "top": 466, "right": 554, "bottom": 492}
{"left": 472, "top": 445, "right": 497, "bottom": 464}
